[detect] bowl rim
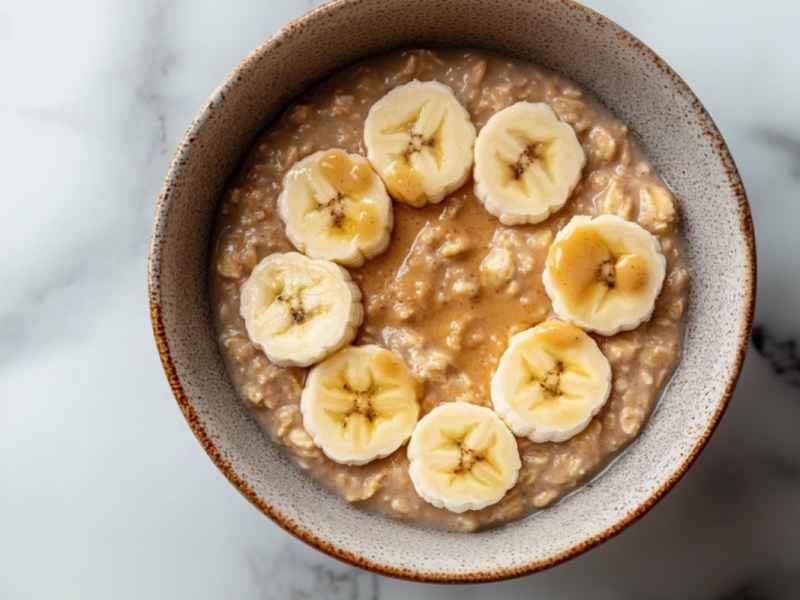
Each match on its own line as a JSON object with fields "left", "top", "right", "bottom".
{"left": 148, "top": 0, "right": 756, "bottom": 583}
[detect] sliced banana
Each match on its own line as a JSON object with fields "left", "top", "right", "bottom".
{"left": 300, "top": 345, "right": 419, "bottom": 465}
{"left": 491, "top": 320, "right": 612, "bottom": 443}
{"left": 542, "top": 214, "right": 666, "bottom": 335}
{"left": 542, "top": 215, "right": 666, "bottom": 335}
{"left": 407, "top": 402, "right": 521, "bottom": 513}
{"left": 473, "top": 102, "right": 585, "bottom": 225}
{"left": 300, "top": 345, "right": 420, "bottom": 466}
{"left": 239, "top": 252, "right": 363, "bottom": 367}
{"left": 364, "top": 80, "right": 476, "bottom": 207}
{"left": 278, "top": 149, "right": 393, "bottom": 267}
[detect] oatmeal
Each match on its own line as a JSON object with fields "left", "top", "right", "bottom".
{"left": 210, "top": 49, "right": 688, "bottom": 531}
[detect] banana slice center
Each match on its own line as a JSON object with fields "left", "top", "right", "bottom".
{"left": 306, "top": 151, "right": 379, "bottom": 235}
{"left": 272, "top": 282, "right": 326, "bottom": 334}
{"left": 282, "top": 295, "right": 307, "bottom": 324}
{"left": 597, "top": 254, "right": 648, "bottom": 293}
{"left": 551, "top": 229, "right": 650, "bottom": 302}
{"left": 387, "top": 99, "right": 445, "bottom": 165}
{"left": 404, "top": 130, "right": 436, "bottom": 157}
{"left": 433, "top": 425, "right": 502, "bottom": 484}
{"left": 340, "top": 383, "right": 378, "bottom": 424}
{"left": 534, "top": 360, "right": 565, "bottom": 398}
{"left": 321, "top": 379, "right": 383, "bottom": 447}
{"left": 450, "top": 437, "right": 485, "bottom": 474}
{"left": 317, "top": 192, "right": 348, "bottom": 230}
{"left": 519, "top": 353, "right": 577, "bottom": 412}
{"left": 511, "top": 140, "right": 553, "bottom": 181}
{"left": 381, "top": 100, "right": 449, "bottom": 203}
{"left": 402, "top": 97, "right": 445, "bottom": 161}
{"left": 322, "top": 362, "right": 408, "bottom": 439}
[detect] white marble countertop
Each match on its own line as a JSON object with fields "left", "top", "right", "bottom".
{"left": 2, "top": 1, "right": 799, "bottom": 598}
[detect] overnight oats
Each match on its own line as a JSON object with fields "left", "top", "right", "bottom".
{"left": 210, "top": 49, "right": 689, "bottom": 532}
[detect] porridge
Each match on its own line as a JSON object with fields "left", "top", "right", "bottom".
{"left": 210, "top": 48, "right": 688, "bottom": 531}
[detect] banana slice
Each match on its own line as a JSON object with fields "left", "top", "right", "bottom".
{"left": 239, "top": 252, "right": 363, "bottom": 367}
{"left": 473, "top": 102, "right": 585, "bottom": 225}
{"left": 491, "top": 320, "right": 612, "bottom": 443}
{"left": 278, "top": 149, "right": 393, "bottom": 267}
{"left": 407, "top": 402, "right": 521, "bottom": 513}
{"left": 364, "top": 80, "right": 476, "bottom": 207}
{"left": 542, "top": 215, "right": 666, "bottom": 335}
{"left": 300, "top": 345, "right": 420, "bottom": 465}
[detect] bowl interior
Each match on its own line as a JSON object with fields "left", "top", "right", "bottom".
{"left": 149, "top": 0, "right": 754, "bottom": 581}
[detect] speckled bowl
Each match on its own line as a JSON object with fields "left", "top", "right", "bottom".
{"left": 148, "top": 0, "right": 755, "bottom": 582}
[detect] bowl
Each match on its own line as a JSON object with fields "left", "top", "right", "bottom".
{"left": 148, "top": 0, "right": 755, "bottom": 582}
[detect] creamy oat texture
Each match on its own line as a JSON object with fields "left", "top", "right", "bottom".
{"left": 210, "top": 49, "right": 689, "bottom": 532}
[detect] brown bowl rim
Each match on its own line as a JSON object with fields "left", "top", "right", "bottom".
{"left": 148, "top": 0, "right": 756, "bottom": 583}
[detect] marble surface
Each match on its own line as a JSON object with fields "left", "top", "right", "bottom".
{"left": 1, "top": 0, "right": 798, "bottom": 597}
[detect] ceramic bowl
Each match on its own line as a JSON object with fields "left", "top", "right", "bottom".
{"left": 148, "top": 0, "right": 755, "bottom": 582}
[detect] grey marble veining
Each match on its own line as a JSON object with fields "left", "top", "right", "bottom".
{"left": 1, "top": 1, "right": 799, "bottom": 598}
{"left": 133, "top": 1, "right": 175, "bottom": 160}
{"left": 752, "top": 326, "right": 800, "bottom": 387}
{"left": 756, "top": 130, "right": 800, "bottom": 181}
{"left": 249, "top": 542, "right": 379, "bottom": 600}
